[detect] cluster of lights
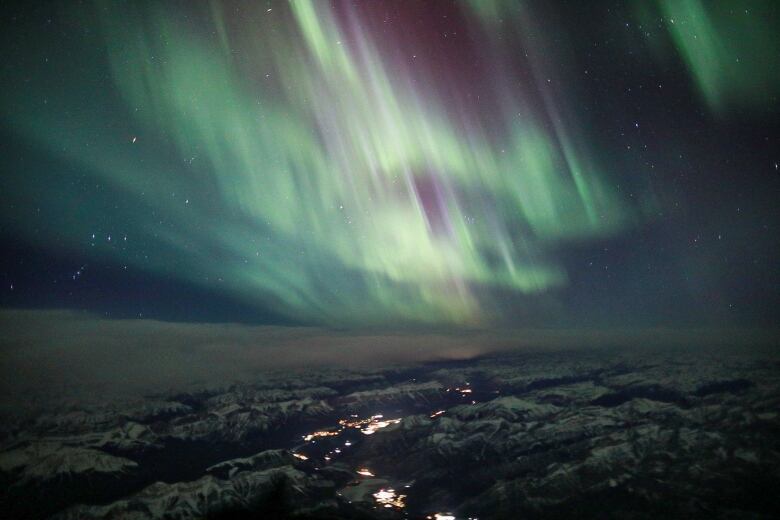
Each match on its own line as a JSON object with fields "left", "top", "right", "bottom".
{"left": 338, "top": 414, "right": 402, "bottom": 435}
{"left": 299, "top": 414, "right": 478, "bottom": 519}
{"left": 362, "top": 417, "right": 402, "bottom": 435}
{"left": 373, "top": 488, "right": 406, "bottom": 509}
{"left": 338, "top": 414, "right": 381, "bottom": 428}
{"left": 445, "top": 382, "right": 473, "bottom": 396}
{"left": 302, "top": 430, "right": 340, "bottom": 442}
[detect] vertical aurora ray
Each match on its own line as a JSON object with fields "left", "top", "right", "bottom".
{"left": 635, "top": 0, "right": 780, "bottom": 115}
{"left": 1, "top": 1, "right": 637, "bottom": 325}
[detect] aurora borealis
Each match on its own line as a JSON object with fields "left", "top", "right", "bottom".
{"left": 1, "top": 0, "right": 779, "bottom": 329}
{"left": 636, "top": 0, "right": 780, "bottom": 114}
{"left": 2, "top": 5, "right": 780, "bottom": 517}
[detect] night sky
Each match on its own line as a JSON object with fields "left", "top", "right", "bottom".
{"left": 1, "top": 0, "right": 779, "bottom": 332}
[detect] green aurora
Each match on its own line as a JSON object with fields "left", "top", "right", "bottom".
{"left": 636, "top": 0, "right": 780, "bottom": 114}
{"left": 2, "top": 0, "right": 777, "bottom": 326}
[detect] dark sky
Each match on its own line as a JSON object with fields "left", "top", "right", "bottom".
{"left": 1, "top": 0, "right": 778, "bottom": 332}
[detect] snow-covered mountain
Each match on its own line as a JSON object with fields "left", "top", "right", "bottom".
{"left": 1, "top": 349, "right": 779, "bottom": 519}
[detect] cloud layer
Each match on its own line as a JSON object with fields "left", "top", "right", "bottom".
{"left": 2, "top": 309, "right": 776, "bottom": 416}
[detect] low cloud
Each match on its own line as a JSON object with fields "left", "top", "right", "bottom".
{"left": 1, "top": 309, "right": 776, "bottom": 414}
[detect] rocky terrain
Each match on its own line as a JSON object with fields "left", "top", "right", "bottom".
{"left": 1, "top": 347, "right": 779, "bottom": 519}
